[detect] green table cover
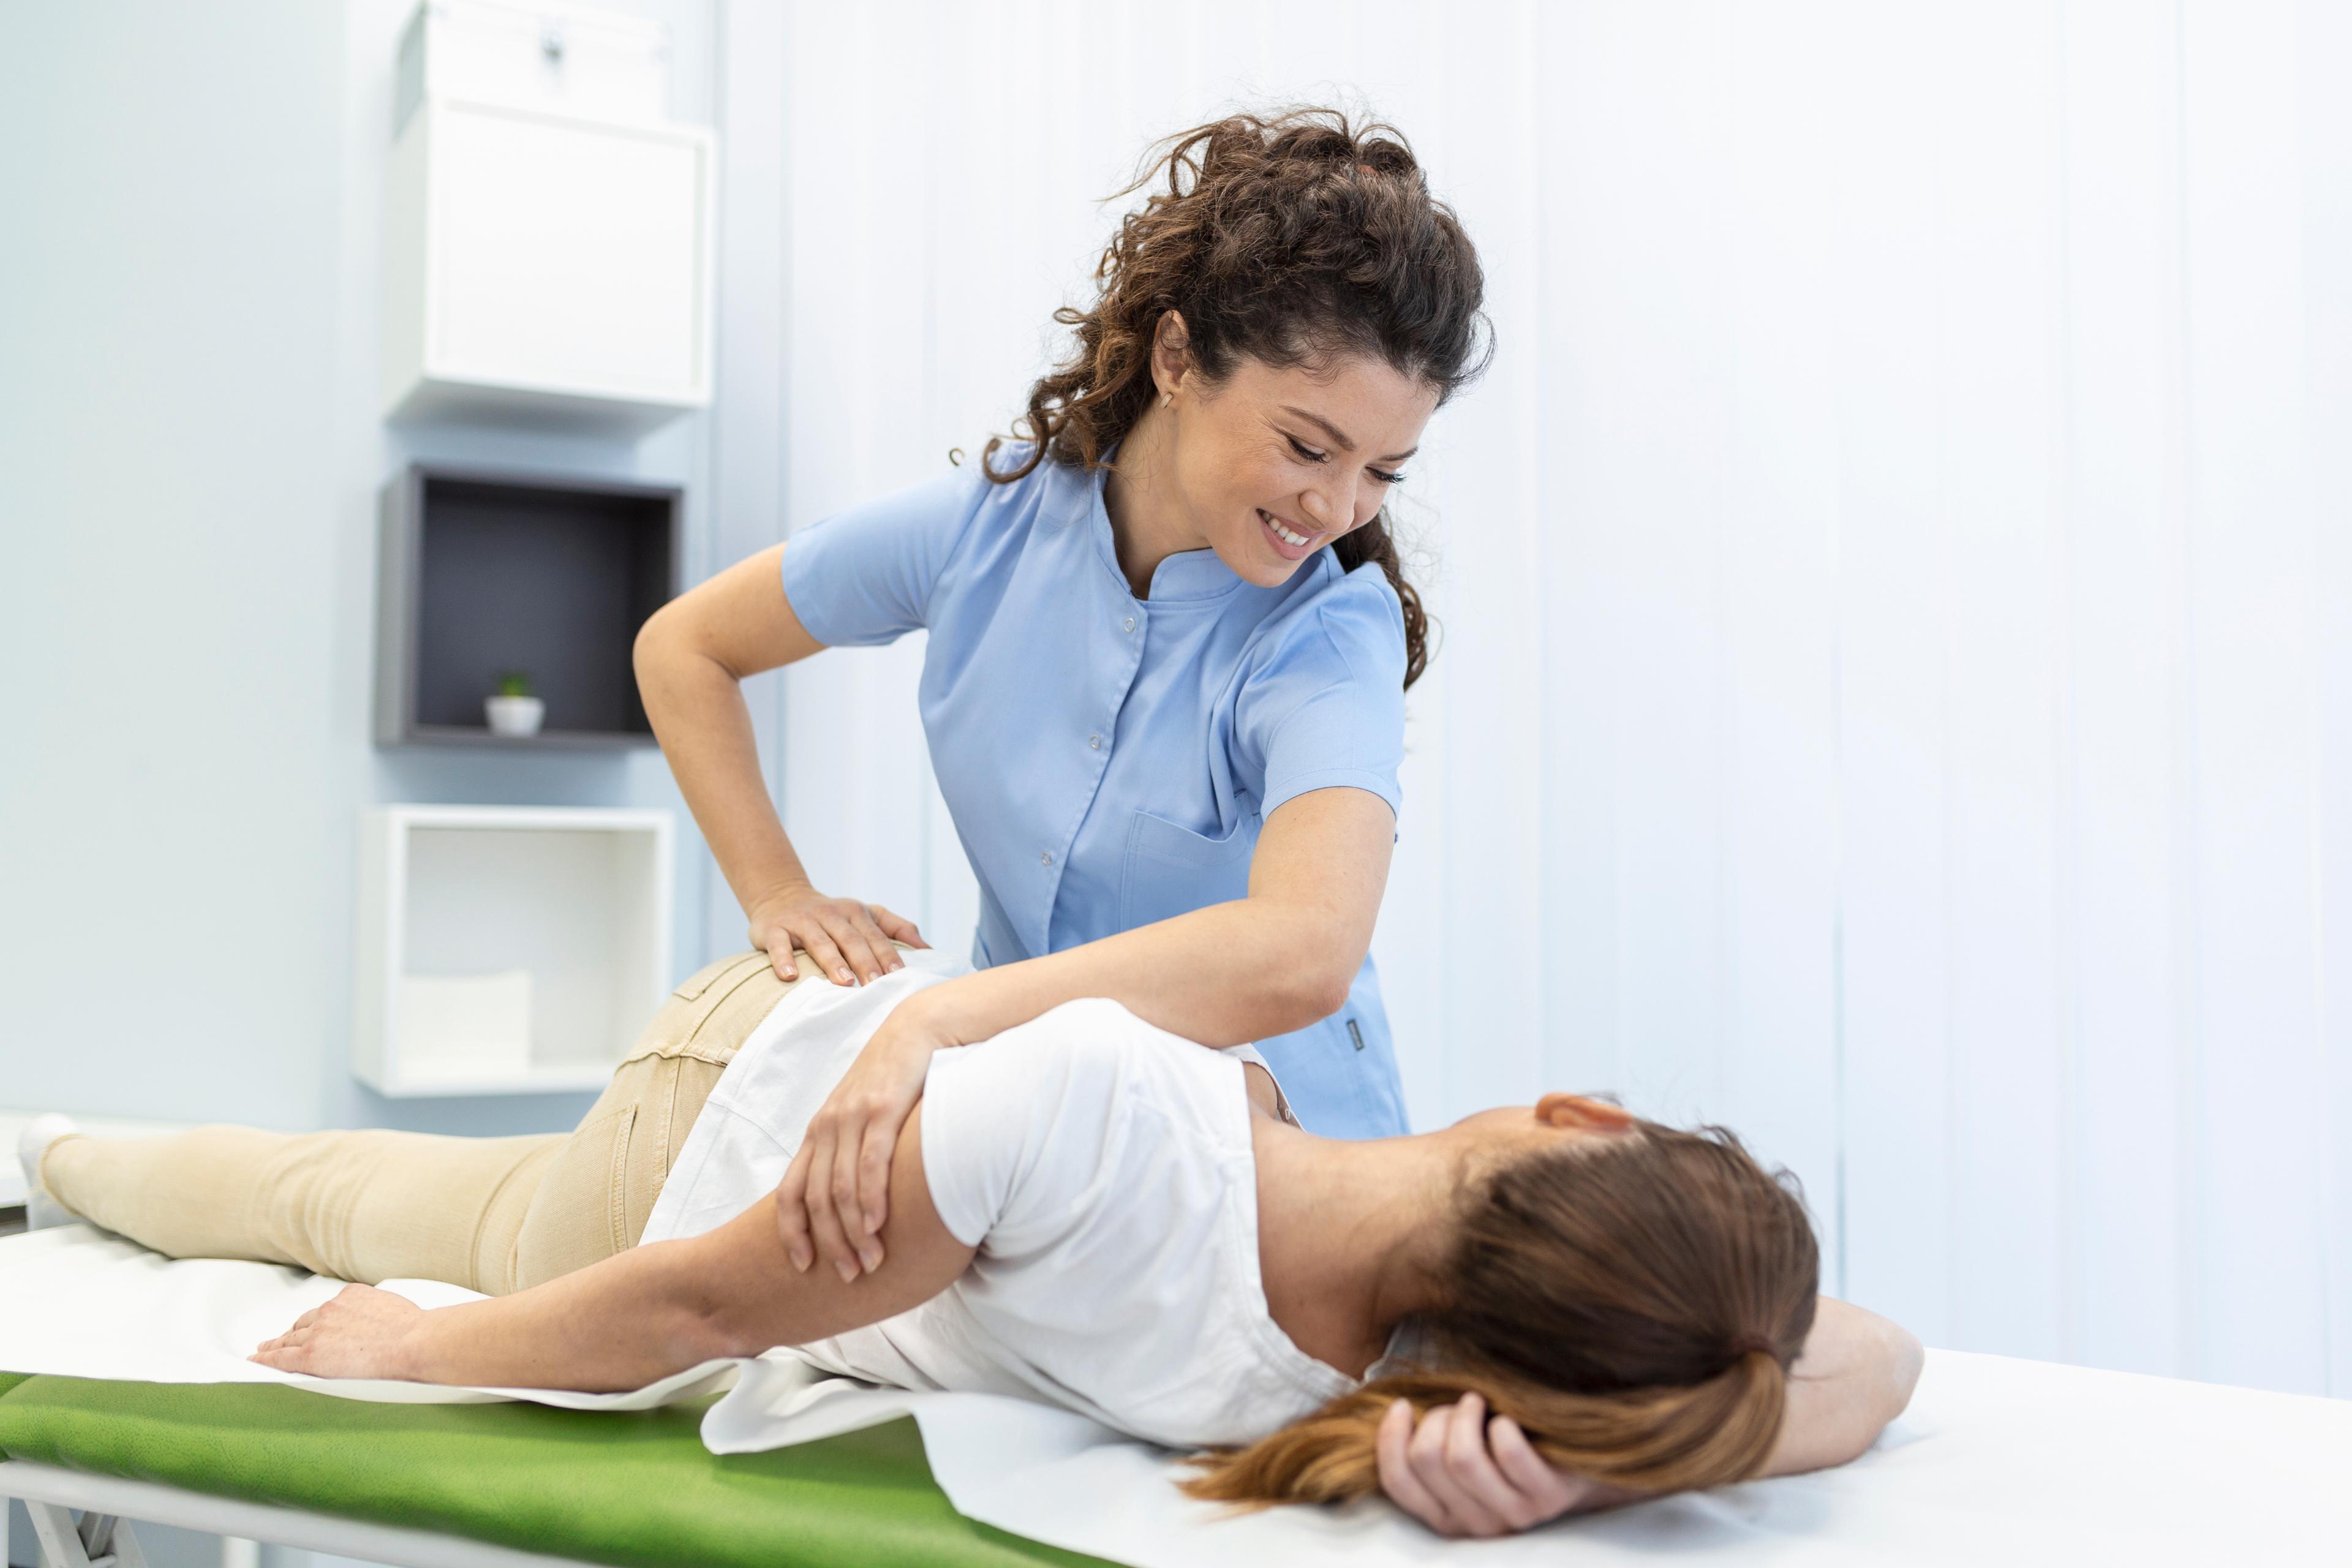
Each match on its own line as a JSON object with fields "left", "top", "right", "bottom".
{"left": 0, "top": 1373, "right": 1114, "bottom": 1568}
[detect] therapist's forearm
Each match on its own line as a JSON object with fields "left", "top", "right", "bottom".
{"left": 924, "top": 899, "right": 1344, "bottom": 1049}
{"left": 918, "top": 788, "right": 1391, "bottom": 1049}
{"left": 635, "top": 629, "right": 813, "bottom": 918}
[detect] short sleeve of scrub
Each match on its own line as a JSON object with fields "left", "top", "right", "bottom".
{"left": 1233, "top": 568, "right": 1408, "bottom": 821}
{"left": 778, "top": 469, "right": 986, "bottom": 648}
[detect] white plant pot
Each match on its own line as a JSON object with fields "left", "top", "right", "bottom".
{"left": 485, "top": 695, "right": 546, "bottom": 737}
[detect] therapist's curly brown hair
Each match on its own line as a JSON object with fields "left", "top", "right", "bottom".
{"left": 982, "top": 107, "right": 1490, "bottom": 690}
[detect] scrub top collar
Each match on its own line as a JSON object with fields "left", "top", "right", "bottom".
{"left": 1077, "top": 448, "right": 1247, "bottom": 607}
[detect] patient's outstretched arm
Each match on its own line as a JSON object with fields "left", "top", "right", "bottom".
{"left": 252, "top": 1104, "right": 974, "bottom": 1391}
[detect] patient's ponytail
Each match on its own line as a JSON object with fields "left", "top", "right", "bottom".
{"left": 1186, "top": 1122, "right": 1817, "bottom": 1507}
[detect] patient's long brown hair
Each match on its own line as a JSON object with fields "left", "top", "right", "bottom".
{"left": 1185, "top": 1121, "right": 1820, "bottom": 1505}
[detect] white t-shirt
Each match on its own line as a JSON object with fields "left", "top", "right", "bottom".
{"left": 639, "top": 952, "right": 1357, "bottom": 1448}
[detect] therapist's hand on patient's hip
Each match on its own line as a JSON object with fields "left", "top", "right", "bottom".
{"left": 775, "top": 990, "right": 959, "bottom": 1280}
{"left": 748, "top": 880, "right": 927, "bottom": 986}
{"left": 1377, "top": 1393, "right": 1604, "bottom": 1537}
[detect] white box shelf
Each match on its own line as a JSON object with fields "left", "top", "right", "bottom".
{"left": 381, "top": 94, "right": 715, "bottom": 434}
{"left": 353, "top": 805, "right": 674, "bottom": 1096}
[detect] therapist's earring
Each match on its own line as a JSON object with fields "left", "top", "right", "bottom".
{"left": 1161, "top": 391, "right": 1173, "bottom": 409}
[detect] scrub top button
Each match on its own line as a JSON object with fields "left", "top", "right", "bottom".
{"left": 1121, "top": 616, "right": 1136, "bottom": 633}
{"left": 1088, "top": 734, "right": 1102, "bottom": 750}
{"left": 1041, "top": 851, "right": 1054, "bottom": 866}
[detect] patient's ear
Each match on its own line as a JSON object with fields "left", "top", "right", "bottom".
{"left": 1535, "top": 1093, "right": 1637, "bottom": 1133}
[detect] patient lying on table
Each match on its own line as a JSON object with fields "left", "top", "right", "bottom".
{"left": 24, "top": 949, "right": 1921, "bottom": 1536}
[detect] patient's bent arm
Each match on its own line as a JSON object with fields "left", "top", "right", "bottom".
{"left": 1378, "top": 1296, "right": 1923, "bottom": 1536}
{"left": 1765, "top": 1296, "right": 1924, "bottom": 1477}
{"left": 256, "top": 1105, "right": 974, "bottom": 1392}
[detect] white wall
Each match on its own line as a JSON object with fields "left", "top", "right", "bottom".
{"left": 758, "top": 0, "right": 2352, "bottom": 1397}
{"left": 0, "top": 5, "right": 350, "bottom": 1134}
{"left": 0, "top": 0, "right": 732, "bottom": 1139}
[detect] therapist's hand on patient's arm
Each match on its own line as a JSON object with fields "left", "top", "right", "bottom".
{"left": 775, "top": 987, "right": 963, "bottom": 1280}
{"left": 1378, "top": 1298, "right": 1924, "bottom": 1537}
{"left": 748, "top": 880, "right": 927, "bottom": 987}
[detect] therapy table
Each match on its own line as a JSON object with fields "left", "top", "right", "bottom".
{"left": 4, "top": 1224, "right": 2350, "bottom": 1568}
{"left": 0, "top": 1374, "right": 1091, "bottom": 1568}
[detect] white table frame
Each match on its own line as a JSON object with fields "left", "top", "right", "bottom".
{"left": 1, "top": 1460, "right": 601, "bottom": 1568}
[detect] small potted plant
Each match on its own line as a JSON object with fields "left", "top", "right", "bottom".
{"left": 485, "top": 671, "right": 545, "bottom": 737}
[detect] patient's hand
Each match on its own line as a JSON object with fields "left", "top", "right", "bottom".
{"left": 251, "top": 1283, "right": 425, "bottom": 1381}
{"left": 1377, "top": 1392, "right": 1616, "bottom": 1537}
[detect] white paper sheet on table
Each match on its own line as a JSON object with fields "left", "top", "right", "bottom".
{"left": 0, "top": 1225, "right": 737, "bottom": 1408}
{"left": 5, "top": 1225, "right": 2350, "bottom": 1567}
{"left": 702, "top": 1351, "right": 2352, "bottom": 1567}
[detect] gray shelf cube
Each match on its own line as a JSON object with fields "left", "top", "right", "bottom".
{"left": 374, "top": 464, "right": 681, "bottom": 750}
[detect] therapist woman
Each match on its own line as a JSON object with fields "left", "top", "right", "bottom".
{"left": 633, "top": 108, "right": 1488, "bottom": 1283}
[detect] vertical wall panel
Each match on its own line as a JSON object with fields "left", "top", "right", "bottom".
{"left": 1412, "top": 2, "right": 1548, "bottom": 1120}
{"left": 2054, "top": 0, "right": 2195, "bottom": 1379}
{"left": 1531, "top": 0, "right": 1629, "bottom": 1102}
{"left": 1825, "top": 4, "right": 1956, "bottom": 1340}
{"left": 2301, "top": 0, "right": 2352, "bottom": 1401}
{"left": 1584, "top": 2, "right": 1735, "bottom": 1133}
{"left": 2177, "top": 0, "right": 2330, "bottom": 1393}
{"left": 1719, "top": 0, "right": 1844, "bottom": 1253}
{"left": 1933, "top": 0, "right": 2068, "bottom": 1363}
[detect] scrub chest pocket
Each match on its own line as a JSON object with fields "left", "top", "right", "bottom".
{"left": 1119, "top": 810, "right": 1259, "bottom": 930}
{"left": 1118, "top": 805, "right": 1406, "bottom": 1139}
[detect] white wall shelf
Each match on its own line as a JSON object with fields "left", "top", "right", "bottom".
{"left": 352, "top": 805, "right": 673, "bottom": 1097}
{"left": 380, "top": 94, "right": 715, "bottom": 435}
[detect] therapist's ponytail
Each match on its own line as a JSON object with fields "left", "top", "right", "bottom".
{"left": 1183, "top": 1122, "right": 1819, "bottom": 1507}
{"left": 984, "top": 106, "right": 1489, "bottom": 690}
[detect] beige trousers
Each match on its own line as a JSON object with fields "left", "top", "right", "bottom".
{"left": 40, "top": 951, "right": 808, "bottom": 1296}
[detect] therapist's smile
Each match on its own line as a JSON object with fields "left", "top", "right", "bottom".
{"left": 1257, "top": 509, "right": 1325, "bottom": 560}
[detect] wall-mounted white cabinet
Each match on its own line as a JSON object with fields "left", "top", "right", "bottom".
{"left": 353, "top": 805, "right": 674, "bottom": 1096}
{"left": 397, "top": 1, "right": 674, "bottom": 129}
{"left": 381, "top": 95, "right": 715, "bottom": 435}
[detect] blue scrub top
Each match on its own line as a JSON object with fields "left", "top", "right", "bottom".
{"left": 779, "top": 450, "right": 1409, "bottom": 1138}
